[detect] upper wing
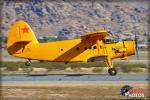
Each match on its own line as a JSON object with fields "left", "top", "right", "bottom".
{"left": 81, "top": 29, "right": 107, "bottom": 41}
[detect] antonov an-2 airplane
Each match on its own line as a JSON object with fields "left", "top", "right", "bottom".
{"left": 7, "top": 20, "right": 138, "bottom": 76}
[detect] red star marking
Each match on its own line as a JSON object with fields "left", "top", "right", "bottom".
{"left": 22, "top": 26, "right": 29, "bottom": 33}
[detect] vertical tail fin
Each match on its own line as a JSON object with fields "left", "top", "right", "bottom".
{"left": 7, "top": 20, "right": 38, "bottom": 48}
{"left": 7, "top": 20, "right": 38, "bottom": 55}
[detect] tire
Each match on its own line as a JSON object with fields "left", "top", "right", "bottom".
{"left": 25, "top": 61, "right": 31, "bottom": 66}
{"left": 108, "top": 68, "right": 117, "bottom": 76}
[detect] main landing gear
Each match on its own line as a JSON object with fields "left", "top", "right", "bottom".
{"left": 108, "top": 68, "right": 117, "bottom": 76}
{"left": 105, "top": 57, "right": 117, "bottom": 76}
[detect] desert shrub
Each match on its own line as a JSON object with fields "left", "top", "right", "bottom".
{"left": 1, "top": 61, "right": 147, "bottom": 72}
{"left": 120, "top": 67, "right": 141, "bottom": 73}
{"left": 6, "top": 66, "right": 19, "bottom": 71}
{"left": 114, "top": 63, "right": 147, "bottom": 68}
{"left": 92, "top": 68, "right": 102, "bottom": 73}
{"left": 1, "top": 62, "right": 22, "bottom": 67}
{"left": 68, "top": 62, "right": 106, "bottom": 68}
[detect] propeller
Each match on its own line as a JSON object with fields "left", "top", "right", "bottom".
{"left": 135, "top": 33, "right": 139, "bottom": 59}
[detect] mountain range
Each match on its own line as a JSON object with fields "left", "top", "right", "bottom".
{"left": 1, "top": 0, "right": 149, "bottom": 41}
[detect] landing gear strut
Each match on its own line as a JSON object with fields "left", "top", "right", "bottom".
{"left": 105, "top": 57, "right": 117, "bottom": 76}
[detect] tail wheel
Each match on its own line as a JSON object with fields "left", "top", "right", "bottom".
{"left": 108, "top": 68, "right": 117, "bottom": 76}
{"left": 25, "top": 61, "right": 31, "bottom": 66}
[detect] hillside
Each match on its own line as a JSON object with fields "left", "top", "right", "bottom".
{"left": 1, "top": 0, "right": 149, "bottom": 40}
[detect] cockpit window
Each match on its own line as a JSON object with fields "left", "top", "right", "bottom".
{"left": 103, "top": 31, "right": 119, "bottom": 43}
{"left": 106, "top": 39, "right": 111, "bottom": 43}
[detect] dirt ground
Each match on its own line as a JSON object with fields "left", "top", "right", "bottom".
{"left": 1, "top": 82, "right": 149, "bottom": 100}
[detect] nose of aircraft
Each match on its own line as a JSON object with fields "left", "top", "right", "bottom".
{"left": 126, "top": 41, "right": 136, "bottom": 56}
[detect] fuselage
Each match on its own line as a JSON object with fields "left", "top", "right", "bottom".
{"left": 12, "top": 39, "right": 136, "bottom": 62}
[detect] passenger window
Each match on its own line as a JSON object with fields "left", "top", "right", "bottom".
{"left": 84, "top": 47, "right": 87, "bottom": 50}
{"left": 100, "top": 45, "right": 102, "bottom": 48}
{"left": 93, "top": 46, "right": 97, "bottom": 49}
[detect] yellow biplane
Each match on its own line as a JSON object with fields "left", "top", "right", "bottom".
{"left": 7, "top": 20, "right": 138, "bottom": 76}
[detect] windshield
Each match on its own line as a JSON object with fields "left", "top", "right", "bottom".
{"left": 103, "top": 31, "right": 119, "bottom": 43}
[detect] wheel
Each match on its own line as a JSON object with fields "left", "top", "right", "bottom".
{"left": 108, "top": 68, "right": 117, "bottom": 76}
{"left": 25, "top": 61, "right": 31, "bottom": 66}
{"left": 120, "top": 85, "right": 133, "bottom": 97}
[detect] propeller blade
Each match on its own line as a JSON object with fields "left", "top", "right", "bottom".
{"left": 136, "top": 44, "right": 139, "bottom": 59}
{"left": 135, "top": 33, "right": 139, "bottom": 59}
